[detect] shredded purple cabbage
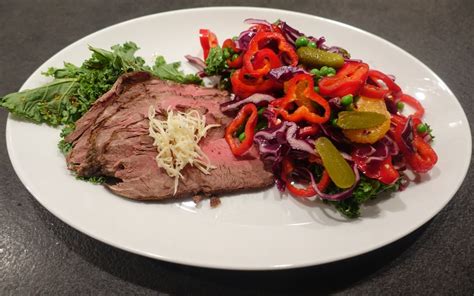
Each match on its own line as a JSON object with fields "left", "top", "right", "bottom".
{"left": 268, "top": 66, "right": 310, "bottom": 83}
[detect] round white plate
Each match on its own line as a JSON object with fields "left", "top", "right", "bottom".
{"left": 6, "top": 7, "right": 471, "bottom": 270}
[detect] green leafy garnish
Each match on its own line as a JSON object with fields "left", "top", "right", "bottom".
{"left": 204, "top": 46, "right": 229, "bottom": 76}
{"left": 1, "top": 42, "right": 201, "bottom": 128}
{"left": 326, "top": 176, "right": 401, "bottom": 218}
{"left": 152, "top": 56, "right": 202, "bottom": 84}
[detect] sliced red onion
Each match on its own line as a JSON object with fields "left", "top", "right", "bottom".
{"left": 385, "top": 95, "right": 399, "bottom": 114}
{"left": 236, "top": 29, "right": 256, "bottom": 51}
{"left": 268, "top": 66, "right": 310, "bottom": 83}
{"left": 220, "top": 93, "right": 276, "bottom": 112}
{"left": 319, "top": 123, "right": 346, "bottom": 144}
{"left": 263, "top": 108, "right": 280, "bottom": 128}
{"left": 285, "top": 123, "right": 316, "bottom": 155}
{"left": 244, "top": 18, "right": 274, "bottom": 30}
{"left": 329, "top": 97, "right": 343, "bottom": 111}
{"left": 185, "top": 55, "right": 206, "bottom": 71}
{"left": 381, "top": 135, "right": 399, "bottom": 155}
{"left": 400, "top": 117, "right": 415, "bottom": 153}
{"left": 306, "top": 164, "right": 360, "bottom": 201}
{"left": 398, "top": 173, "right": 410, "bottom": 191}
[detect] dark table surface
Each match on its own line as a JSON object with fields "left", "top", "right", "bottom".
{"left": 1, "top": 0, "right": 473, "bottom": 295}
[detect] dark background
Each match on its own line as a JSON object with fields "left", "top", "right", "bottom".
{"left": 1, "top": 0, "right": 473, "bottom": 295}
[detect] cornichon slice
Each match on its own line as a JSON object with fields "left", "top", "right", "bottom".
{"left": 337, "top": 111, "right": 387, "bottom": 129}
{"left": 297, "top": 46, "right": 345, "bottom": 69}
{"left": 315, "top": 137, "right": 355, "bottom": 189}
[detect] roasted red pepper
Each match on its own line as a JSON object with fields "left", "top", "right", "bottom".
{"left": 352, "top": 153, "right": 399, "bottom": 184}
{"left": 392, "top": 115, "right": 437, "bottom": 173}
{"left": 199, "top": 29, "right": 219, "bottom": 60}
{"left": 243, "top": 31, "right": 298, "bottom": 77}
{"left": 318, "top": 62, "right": 369, "bottom": 97}
{"left": 225, "top": 103, "right": 258, "bottom": 156}
{"left": 399, "top": 93, "right": 425, "bottom": 118}
{"left": 282, "top": 157, "right": 331, "bottom": 198}
{"left": 361, "top": 70, "right": 401, "bottom": 99}
{"left": 270, "top": 74, "right": 331, "bottom": 124}
{"left": 230, "top": 69, "right": 280, "bottom": 98}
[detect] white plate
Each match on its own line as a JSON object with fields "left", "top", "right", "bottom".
{"left": 6, "top": 7, "right": 471, "bottom": 270}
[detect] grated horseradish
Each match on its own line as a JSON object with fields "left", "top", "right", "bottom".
{"left": 148, "top": 106, "right": 220, "bottom": 194}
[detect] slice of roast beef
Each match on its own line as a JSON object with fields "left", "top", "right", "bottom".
{"left": 66, "top": 71, "right": 274, "bottom": 200}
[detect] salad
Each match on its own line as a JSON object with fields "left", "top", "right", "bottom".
{"left": 189, "top": 18, "right": 438, "bottom": 218}
{"left": 0, "top": 18, "right": 438, "bottom": 218}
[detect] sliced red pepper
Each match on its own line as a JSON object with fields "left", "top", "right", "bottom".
{"left": 318, "top": 62, "right": 369, "bottom": 97}
{"left": 243, "top": 31, "right": 298, "bottom": 77}
{"left": 199, "top": 29, "right": 218, "bottom": 60}
{"left": 392, "top": 116, "right": 437, "bottom": 173}
{"left": 230, "top": 69, "right": 280, "bottom": 98}
{"left": 224, "top": 103, "right": 258, "bottom": 156}
{"left": 352, "top": 152, "right": 399, "bottom": 184}
{"left": 399, "top": 93, "right": 425, "bottom": 118}
{"left": 298, "top": 124, "right": 320, "bottom": 138}
{"left": 270, "top": 74, "right": 331, "bottom": 124}
{"left": 282, "top": 157, "right": 331, "bottom": 198}
{"left": 360, "top": 84, "right": 390, "bottom": 99}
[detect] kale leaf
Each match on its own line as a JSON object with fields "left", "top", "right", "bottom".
{"left": 327, "top": 176, "right": 401, "bottom": 218}
{"left": 1, "top": 42, "right": 201, "bottom": 128}
{"left": 204, "top": 46, "right": 229, "bottom": 76}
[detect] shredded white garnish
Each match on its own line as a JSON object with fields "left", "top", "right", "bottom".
{"left": 148, "top": 106, "right": 220, "bottom": 195}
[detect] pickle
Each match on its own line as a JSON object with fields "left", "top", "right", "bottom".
{"left": 297, "top": 46, "right": 345, "bottom": 69}
{"left": 343, "top": 96, "right": 391, "bottom": 144}
{"left": 315, "top": 137, "right": 355, "bottom": 189}
{"left": 337, "top": 111, "right": 387, "bottom": 129}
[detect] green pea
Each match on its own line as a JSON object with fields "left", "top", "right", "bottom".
{"left": 231, "top": 53, "right": 239, "bottom": 61}
{"left": 331, "top": 118, "right": 339, "bottom": 127}
{"left": 238, "top": 132, "right": 246, "bottom": 142}
{"left": 308, "top": 41, "right": 317, "bottom": 48}
{"left": 341, "top": 94, "right": 353, "bottom": 106}
{"left": 417, "top": 123, "right": 428, "bottom": 134}
{"left": 295, "top": 36, "right": 309, "bottom": 48}
{"left": 327, "top": 67, "right": 337, "bottom": 75}
{"left": 314, "top": 86, "right": 320, "bottom": 93}
{"left": 397, "top": 101, "right": 404, "bottom": 111}
{"left": 310, "top": 68, "right": 321, "bottom": 76}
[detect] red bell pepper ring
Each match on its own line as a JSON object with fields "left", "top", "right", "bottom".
{"left": 352, "top": 153, "right": 399, "bottom": 184}
{"left": 199, "top": 29, "right": 218, "bottom": 60}
{"left": 243, "top": 31, "right": 298, "bottom": 77}
{"left": 361, "top": 70, "right": 402, "bottom": 99}
{"left": 251, "top": 48, "right": 282, "bottom": 74}
{"left": 318, "top": 62, "right": 369, "bottom": 97}
{"left": 399, "top": 93, "right": 425, "bottom": 118}
{"left": 224, "top": 103, "right": 258, "bottom": 156}
{"left": 230, "top": 69, "right": 280, "bottom": 98}
{"left": 392, "top": 115, "right": 437, "bottom": 173}
{"left": 270, "top": 74, "right": 331, "bottom": 124}
{"left": 282, "top": 157, "right": 331, "bottom": 198}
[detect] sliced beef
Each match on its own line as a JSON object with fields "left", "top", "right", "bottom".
{"left": 66, "top": 71, "right": 274, "bottom": 200}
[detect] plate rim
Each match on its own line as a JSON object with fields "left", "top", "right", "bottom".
{"left": 5, "top": 6, "right": 472, "bottom": 270}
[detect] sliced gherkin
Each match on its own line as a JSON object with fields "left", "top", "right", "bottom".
{"left": 337, "top": 111, "right": 387, "bottom": 129}
{"left": 297, "top": 46, "right": 345, "bottom": 69}
{"left": 315, "top": 137, "right": 355, "bottom": 189}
